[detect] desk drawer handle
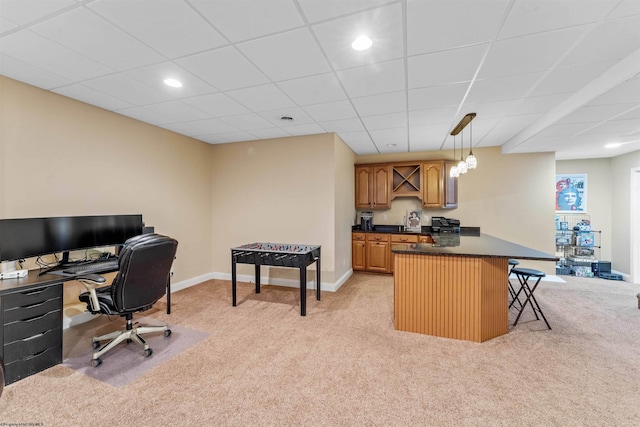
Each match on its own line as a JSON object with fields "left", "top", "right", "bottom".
{"left": 24, "top": 288, "right": 48, "bottom": 296}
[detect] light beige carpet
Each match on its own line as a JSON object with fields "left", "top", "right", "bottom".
{"left": 1, "top": 273, "right": 639, "bottom": 426}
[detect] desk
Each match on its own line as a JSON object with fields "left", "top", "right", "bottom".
{"left": 231, "top": 243, "right": 321, "bottom": 316}
{"left": 0, "top": 261, "right": 171, "bottom": 384}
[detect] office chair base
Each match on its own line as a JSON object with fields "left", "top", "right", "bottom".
{"left": 90, "top": 325, "right": 171, "bottom": 367}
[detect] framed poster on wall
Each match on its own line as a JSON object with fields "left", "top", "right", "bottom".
{"left": 556, "top": 174, "right": 587, "bottom": 212}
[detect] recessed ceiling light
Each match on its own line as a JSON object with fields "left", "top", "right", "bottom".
{"left": 352, "top": 35, "right": 372, "bottom": 51}
{"left": 163, "top": 78, "right": 182, "bottom": 88}
{"left": 386, "top": 143, "right": 397, "bottom": 147}
{"left": 605, "top": 142, "right": 622, "bottom": 149}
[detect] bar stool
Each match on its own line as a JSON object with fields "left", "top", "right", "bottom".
{"left": 508, "top": 259, "right": 521, "bottom": 307}
{"left": 509, "top": 267, "right": 551, "bottom": 330}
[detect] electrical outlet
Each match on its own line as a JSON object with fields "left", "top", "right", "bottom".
{"left": 423, "top": 214, "right": 429, "bottom": 223}
{"left": 383, "top": 214, "right": 388, "bottom": 220}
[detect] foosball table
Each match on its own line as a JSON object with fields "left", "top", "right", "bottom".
{"left": 231, "top": 242, "right": 321, "bottom": 316}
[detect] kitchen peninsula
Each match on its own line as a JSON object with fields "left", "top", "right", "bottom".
{"left": 392, "top": 233, "right": 557, "bottom": 342}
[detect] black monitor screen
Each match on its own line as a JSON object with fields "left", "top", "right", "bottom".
{"left": 0, "top": 214, "right": 143, "bottom": 262}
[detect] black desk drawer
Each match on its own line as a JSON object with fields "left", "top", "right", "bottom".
{"left": 3, "top": 327, "right": 61, "bottom": 364}
{"left": 4, "top": 310, "right": 61, "bottom": 344}
{"left": 3, "top": 297, "right": 61, "bottom": 324}
{"left": 3, "top": 285, "right": 60, "bottom": 307}
{"left": 3, "top": 345, "right": 62, "bottom": 385}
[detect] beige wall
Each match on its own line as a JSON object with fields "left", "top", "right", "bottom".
{"left": 0, "top": 76, "right": 214, "bottom": 283}
{"left": 557, "top": 150, "right": 640, "bottom": 276}
{"left": 210, "top": 133, "right": 350, "bottom": 286}
{"left": 357, "top": 147, "right": 557, "bottom": 273}
{"left": 334, "top": 133, "right": 357, "bottom": 281}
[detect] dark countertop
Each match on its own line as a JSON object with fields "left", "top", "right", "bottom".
{"left": 391, "top": 233, "right": 558, "bottom": 261}
{"left": 352, "top": 224, "right": 480, "bottom": 236}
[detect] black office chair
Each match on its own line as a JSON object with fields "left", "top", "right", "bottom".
{"left": 77, "top": 234, "right": 178, "bottom": 367}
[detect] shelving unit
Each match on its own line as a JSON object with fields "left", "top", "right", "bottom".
{"left": 391, "top": 164, "right": 421, "bottom": 198}
{"left": 555, "top": 214, "right": 601, "bottom": 277}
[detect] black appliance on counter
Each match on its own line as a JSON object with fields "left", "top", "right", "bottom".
{"left": 431, "top": 217, "right": 460, "bottom": 234}
{"left": 360, "top": 211, "right": 373, "bottom": 231}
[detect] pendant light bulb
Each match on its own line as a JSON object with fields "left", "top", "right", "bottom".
{"left": 465, "top": 119, "right": 477, "bottom": 169}
{"left": 458, "top": 130, "right": 467, "bottom": 174}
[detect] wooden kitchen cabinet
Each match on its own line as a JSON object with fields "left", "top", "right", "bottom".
{"left": 352, "top": 232, "right": 366, "bottom": 271}
{"left": 365, "top": 233, "right": 390, "bottom": 273}
{"left": 355, "top": 165, "right": 391, "bottom": 209}
{"left": 422, "top": 161, "right": 458, "bottom": 209}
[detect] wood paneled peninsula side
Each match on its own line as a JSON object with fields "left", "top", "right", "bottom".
{"left": 392, "top": 234, "right": 557, "bottom": 343}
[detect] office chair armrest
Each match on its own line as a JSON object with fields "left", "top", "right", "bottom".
{"left": 76, "top": 274, "right": 106, "bottom": 283}
{"left": 77, "top": 274, "right": 107, "bottom": 313}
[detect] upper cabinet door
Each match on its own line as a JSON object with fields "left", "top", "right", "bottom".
{"left": 422, "top": 161, "right": 444, "bottom": 208}
{"left": 355, "top": 165, "right": 373, "bottom": 209}
{"left": 355, "top": 165, "right": 391, "bottom": 209}
{"left": 443, "top": 161, "right": 458, "bottom": 209}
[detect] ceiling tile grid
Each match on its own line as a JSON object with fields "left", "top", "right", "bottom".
{"left": 1, "top": 0, "right": 639, "bottom": 159}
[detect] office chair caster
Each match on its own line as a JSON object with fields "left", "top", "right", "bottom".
{"left": 92, "top": 341, "right": 101, "bottom": 349}
{"left": 144, "top": 348, "right": 153, "bottom": 357}
{"left": 165, "top": 329, "right": 172, "bottom": 337}
{"left": 91, "top": 358, "right": 102, "bottom": 367}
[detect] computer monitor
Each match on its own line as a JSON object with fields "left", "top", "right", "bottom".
{"left": 0, "top": 214, "right": 143, "bottom": 263}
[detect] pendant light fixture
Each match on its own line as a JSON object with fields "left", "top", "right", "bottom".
{"left": 466, "top": 118, "right": 477, "bottom": 169}
{"left": 450, "top": 112, "right": 477, "bottom": 176}
{"left": 457, "top": 129, "right": 468, "bottom": 174}
{"left": 450, "top": 134, "right": 460, "bottom": 178}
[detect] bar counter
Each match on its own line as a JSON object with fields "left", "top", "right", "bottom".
{"left": 391, "top": 233, "right": 557, "bottom": 342}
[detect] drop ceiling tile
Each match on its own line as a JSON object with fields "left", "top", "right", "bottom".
{"left": 537, "top": 122, "right": 591, "bottom": 137}
{"left": 237, "top": 28, "right": 331, "bottom": 81}
{"left": 478, "top": 26, "right": 590, "bottom": 80}
{"left": 336, "top": 131, "right": 376, "bottom": 154}
{"left": 248, "top": 128, "right": 292, "bottom": 140}
{"left": 476, "top": 116, "right": 531, "bottom": 146}
{"left": 369, "top": 127, "right": 408, "bottom": 147}
{"left": 302, "top": 100, "right": 357, "bottom": 122}
{"left": 199, "top": 131, "right": 256, "bottom": 144}
{"left": 176, "top": 46, "right": 269, "bottom": 91}
{"left": 53, "top": 83, "right": 133, "bottom": 111}
{"left": 0, "top": 17, "right": 20, "bottom": 33}
{"left": 0, "top": 53, "right": 71, "bottom": 89}
{"left": 221, "top": 113, "right": 274, "bottom": 131}
{"left": 0, "top": 0, "right": 75, "bottom": 26}
{"left": 0, "top": 30, "right": 112, "bottom": 81}
{"left": 498, "top": 0, "right": 620, "bottom": 39}
{"left": 407, "top": 0, "right": 510, "bottom": 55}
{"left": 337, "top": 59, "right": 405, "bottom": 98}
{"left": 258, "top": 107, "right": 315, "bottom": 127}
{"left": 560, "top": 103, "right": 639, "bottom": 124}
{"left": 116, "top": 100, "right": 210, "bottom": 125}
{"left": 529, "top": 60, "right": 618, "bottom": 97}
{"left": 457, "top": 100, "right": 520, "bottom": 120}
{"left": 311, "top": 3, "right": 404, "bottom": 70}
{"left": 351, "top": 91, "right": 406, "bottom": 117}
{"left": 614, "top": 106, "right": 640, "bottom": 120}
{"left": 408, "top": 107, "right": 458, "bottom": 127}
{"left": 284, "top": 123, "right": 326, "bottom": 136}
{"left": 408, "top": 44, "right": 489, "bottom": 89}
{"left": 190, "top": 0, "right": 304, "bottom": 42}
{"left": 297, "top": 0, "right": 392, "bottom": 23}
{"left": 161, "top": 122, "right": 216, "bottom": 138}
{"left": 362, "top": 112, "right": 407, "bottom": 131}
{"left": 318, "top": 118, "right": 365, "bottom": 133}
{"left": 465, "top": 72, "right": 545, "bottom": 104}
{"left": 31, "top": 7, "right": 164, "bottom": 70}
{"left": 508, "top": 93, "right": 570, "bottom": 116}
{"left": 589, "top": 75, "right": 640, "bottom": 105}
{"left": 408, "top": 82, "right": 468, "bottom": 111}
{"left": 182, "top": 93, "right": 251, "bottom": 117}
{"left": 580, "top": 118, "right": 640, "bottom": 135}
{"left": 82, "top": 73, "right": 173, "bottom": 105}
{"left": 607, "top": 0, "right": 640, "bottom": 19}
{"left": 88, "top": 0, "right": 227, "bottom": 58}
{"left": 179, "top": 117, "right": 240, "bottom": 135}
{"left": 124, "top": 62, "right": 217, "bottom": 99}
{"left": 559, "top": 15, "right": 640, "bottom": 67}
{"left": 277, "top": 73, "right": 347, "bottom": 105}
{"left": 226, "top": 84, "right": 296, "bottom": 112}
{"left": 409, "top": 124, "right": 449, "bottom": 152}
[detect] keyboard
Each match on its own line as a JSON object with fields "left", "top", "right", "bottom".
{"left": 62, "top": 259, "right": 119, "bottom": 275}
